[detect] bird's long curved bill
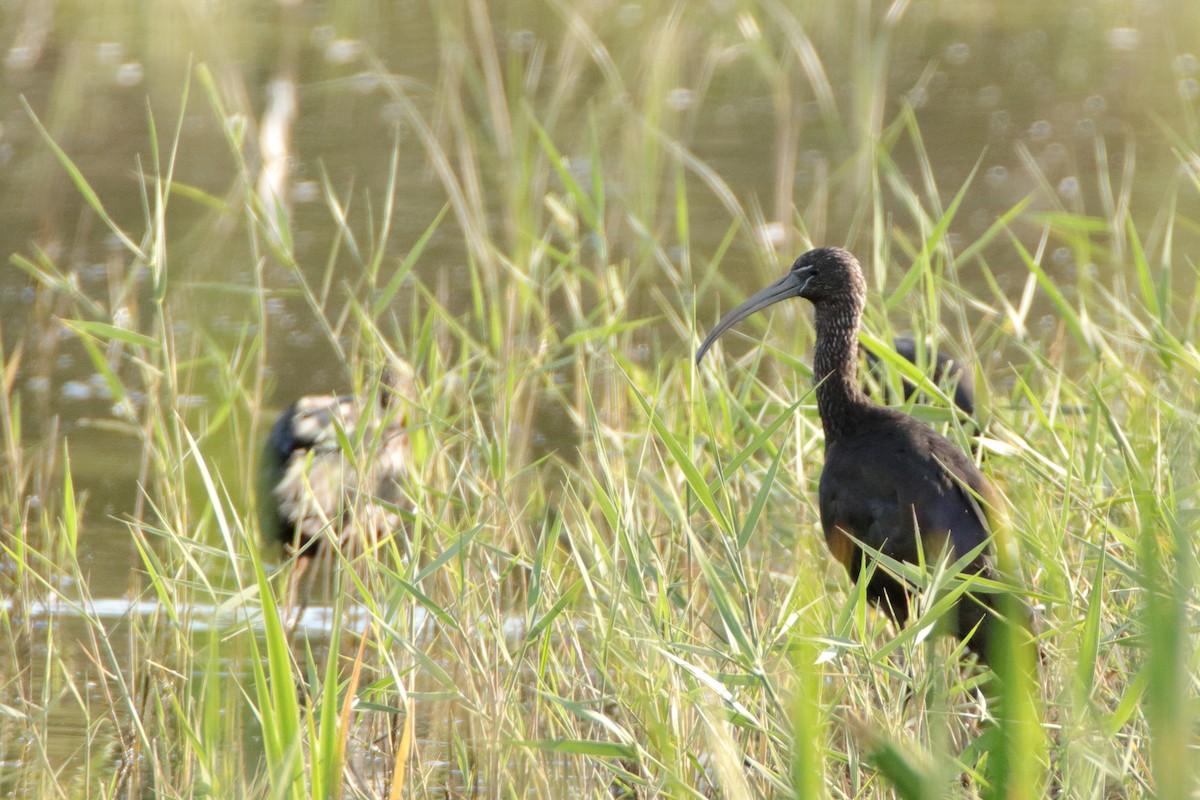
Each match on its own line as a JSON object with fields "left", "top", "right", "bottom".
{"left": 695, "top": 271, "right": 804, "bottom": 363}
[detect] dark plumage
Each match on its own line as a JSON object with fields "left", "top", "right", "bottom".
{"left": 259, "top": 362, "right": 416, "bottom": 560}
{"left": 866, "top": 337, "right": 975, "bottom": 420}
{"left": 697, "top": 248, "right": 1011, "bottom": 662}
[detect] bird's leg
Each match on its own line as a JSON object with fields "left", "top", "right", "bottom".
{"left": 955, "top": 589, "right": 997, "bottom": 661}
{"left": 865, "top": 574, "right": 912, "bottom": 627}
{"left": 318, "top": 544, "right": 336, "bottom": 606}
{"left": 285, "top": 555, "right": 312, "bottom": 637}
{"left": 850, "top": 544, "right": 912, "bottom": 626}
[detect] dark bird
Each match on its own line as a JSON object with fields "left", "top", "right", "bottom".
{"left": 697, "top": 247, "right": 1012, "bottom": 662}
{"left": 865, "top": 336, "right": 975, "bottom": 420}
{"left": 260, "top": 361, "right": 416, "bottom": 566}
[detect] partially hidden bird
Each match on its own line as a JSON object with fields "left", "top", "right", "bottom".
{"left": 866, "top": 336, "right": 975, "bottom": 421}
{"left": 260, "top": 360, "right": 417, "bottom": 568}
{"left": 696, "top": 247, "right": 1014, "bottom": 662}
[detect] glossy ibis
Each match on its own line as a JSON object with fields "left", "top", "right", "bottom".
{"left": 866, "top": 336, "right": 975, "bottom": 420}
{"left": 260, "top": 361, "right": 416, "bottom": 565}
{"left": 697, "top": 247, "right": 1016, "bottom": 662}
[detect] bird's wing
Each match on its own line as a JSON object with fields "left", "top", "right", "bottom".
{"left": 820, "top": 422, "right": 993, "bottom": 571}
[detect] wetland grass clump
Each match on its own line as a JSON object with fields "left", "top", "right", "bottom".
{"left": 2, "top": 2, "right": 1200, "bottom": 798}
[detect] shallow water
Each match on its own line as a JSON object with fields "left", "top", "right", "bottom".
{"left": 1, "top": 1, "right": 1192, "bottom": 557}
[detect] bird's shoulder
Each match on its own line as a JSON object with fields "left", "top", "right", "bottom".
{"left": 822, "top": 409, "right": 996, "bottom": 512}
{"left": 835, "top": 408, "right": 976, "bottom": 469}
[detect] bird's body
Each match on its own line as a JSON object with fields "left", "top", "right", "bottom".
{"left": 818, "top": 407, "right": 999, "bottom": 642}
{"left": 697, "top": 247, "right": 1011, "bottom": 661}
{"left": 867, "top": 337, "right": 976, "bottom": 419}
{"left": 260, "top": 363, "right": 416, "bottom": 560}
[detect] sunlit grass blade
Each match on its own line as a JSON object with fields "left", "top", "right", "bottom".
{"left": 1075, "top": 543, "right": 1105, "bottom": 703}
{"left": 62, "top": 320, "right": 162, "bottom": 351}
{"left": 371, "top": 204, "right": 450, "bottom": 318}
{"left": 59, "top": 441, "right": 77, "bottom": 559}
{"left": 1008, "top": 232, "right": 1092, "bottom": 352}
{"left": 247, "top": 550, "right": 305, "bottom": 800}
{"left": 388, "top": 697, "right": 415, "bottom": 800}
{"left": 736, "top": 442, "right": 785, "bottom": 551}
{"left": 851, "top": 720, "right": 945, "bottom": 800}
{"left": 704, "top": 398, "right": 804, "bottom": 495}
{"left": 20, "top": 96, "right": 147, "bottom": 259}
{"left": 521, "top": 739, "right": 637, "bottom": 760}
{"left": 622, "top": 365, "right": 731, "bottom": 534}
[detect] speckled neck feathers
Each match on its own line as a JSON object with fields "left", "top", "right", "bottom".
{"left": 812, "top": 294, "right": 870, "bottom": 442}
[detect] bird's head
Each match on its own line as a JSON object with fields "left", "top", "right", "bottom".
{"left": 695, "top": 247, "right": 865, "bottom": 363}
{"left": 789, "top": 247, "right": 865, "bottom": 305}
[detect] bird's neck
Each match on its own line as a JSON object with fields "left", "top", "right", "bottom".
{"left": 812, "top": 300, "right": 870, "bottom": 441}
